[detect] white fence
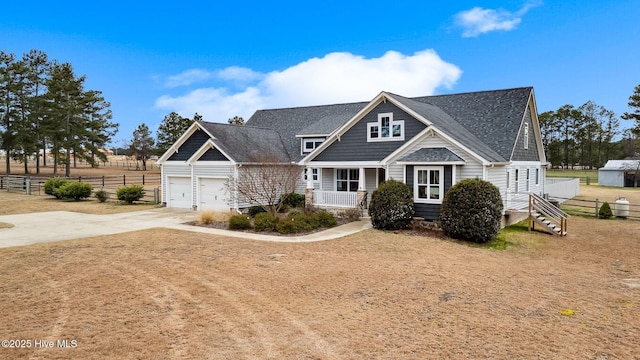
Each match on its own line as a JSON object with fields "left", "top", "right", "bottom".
{"left": 545, "top": 177, "right": 580, "bottom": 203}
{"left": 313, "top": 190, "right": 357, "bottom": 208}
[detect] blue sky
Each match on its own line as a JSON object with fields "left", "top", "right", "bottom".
{"left": 2, "top": 1, "right": 639, "bottom": 145}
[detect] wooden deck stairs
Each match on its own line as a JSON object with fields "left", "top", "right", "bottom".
{"left": 529, "top": 193, "right": 568, "bottom": 236}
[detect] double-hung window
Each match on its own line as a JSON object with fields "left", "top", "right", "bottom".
{"left": 367, "top": 113, "right": 404, "bottom": 142}
{"left": 414, "top": 166, "right": 443, "bottom": 203}
{"left": 336, "top": 169, "right": 359, "bottom": 192}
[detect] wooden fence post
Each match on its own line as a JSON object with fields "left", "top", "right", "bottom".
{"left": 143, "top": 174, "right": 145, "bottom": 185}
{"left": 595, "top": 198, "right": 599, "bottom": 217}
{"left": 123, "top": 175, "right": 126, "bottom": 186}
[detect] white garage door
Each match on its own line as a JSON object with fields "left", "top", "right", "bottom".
{"left": 168, "top": 177, "right": 192, "bottom": 209}
{"left": 199, "top": 178, "right": 228, "bottom": 211}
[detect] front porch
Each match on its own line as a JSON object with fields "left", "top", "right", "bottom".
{"left": 304, "top": 167, "right": 380, "bottom": 209}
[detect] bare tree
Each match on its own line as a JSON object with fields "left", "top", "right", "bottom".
{"left": 227, "top": 153, "right": 302, "bottom": 215}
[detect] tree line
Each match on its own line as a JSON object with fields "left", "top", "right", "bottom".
{"left": 0, "top": 49, "right": 117, "bottom": 176}
{"left": 539, "top": 84, "right": 640, "bottom": 169}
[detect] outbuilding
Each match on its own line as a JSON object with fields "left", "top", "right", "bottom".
{"left": 598, "top": 160, "right": 640, "bottom": 187}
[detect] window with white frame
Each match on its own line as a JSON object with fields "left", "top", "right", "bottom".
{"left": 526, "top": 168, "right": 530, "bottom": 192}
{"left": 302, "top": 138, "right": 324, "bottom": 153}
{"left": 336, "top": 169, "right": 359, "bottom": 192}
{"left": 305, "top": 168, "right": 321, "bottom": 184}
{"left": 506, "top": 170, "right": 510, "bottom": 190}
{"left": 514, "top": 169, "right": 519, "bottom": 192}
{"left": 367, "top": 113, "right": 404, "bottom": 142}
{"left": 524, "top": 123, "right": 529, "bottom": 150}
{"left": 414, "top": 166, "right": 444, "bottom": 203}
{"left": 535, "top": 168, "right": 540, "bottom": 185}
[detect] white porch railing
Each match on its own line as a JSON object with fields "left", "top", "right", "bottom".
{"left": 313, "top": 190, "right": 357, "bottom": 208}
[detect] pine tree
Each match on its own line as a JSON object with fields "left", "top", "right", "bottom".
{"left": 131, "top": 123, "right": 154, "bottom": 171}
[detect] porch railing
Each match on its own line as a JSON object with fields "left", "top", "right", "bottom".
{"left": 313, "top": 190, "right": 357, "bottom": 208}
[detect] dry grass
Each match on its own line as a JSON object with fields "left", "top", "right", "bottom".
{"left": 0, "top": 215, "right": 638, "bottom": 358}
{"left": 198, "top": 210, "right": 233, "bottom": 224}
{"left": 0, "top": 191, "right": 160, "bottom": 216}
{"left": 0, "top": 222, "right": 13, "bottom": 229}
{"left": 579, "top": 184, "right": 640, "bottom": 203}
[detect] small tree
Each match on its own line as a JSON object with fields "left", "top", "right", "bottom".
{"left": 598, "top": 201, "right": 613, "bottom": 219}
{"left": 130, "top": 123, "right": 154, "bottom": 171}
{"left": 440, "top": 179, "right": 503, "bottom": 243}
{"left": 228, "top": 153, "right": 302, "bottom": 215}
{"left": 368, "top": 180, "right": 415, "bottom": 230}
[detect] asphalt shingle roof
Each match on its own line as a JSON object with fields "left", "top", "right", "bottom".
{"left": 198, "top": 122, "right": 291, "bottom": 163}
{"left": 398, "top": 148, "right": 465, "bottom": 163}
{"left": 241, "top": 87, "right": 533, "bottom": 163}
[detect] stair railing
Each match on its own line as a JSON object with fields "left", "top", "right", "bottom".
{"left": 529, "top": 193, "right": 569, "bottom": 236}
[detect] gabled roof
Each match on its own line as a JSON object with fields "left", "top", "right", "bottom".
{"left": 386, "top": 93, "right": 506, "bottom": 163}
{"left": 198, "top": 122, "right": 291, "bottom": 163}
{"left": 397, "top": 148, "right": 465, "bottom": 163}
{"left": 247, "top": 87, "right": 533, "bottom": 164}
{"left": 411, "top": 87, "right": 533, "bottom": 162}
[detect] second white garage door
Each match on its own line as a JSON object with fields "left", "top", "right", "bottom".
{"left": 168, "top": 177, "right": 192, "bottom": 209}
{"left": 199, "top": 178, "right": 229, "bottom": 211}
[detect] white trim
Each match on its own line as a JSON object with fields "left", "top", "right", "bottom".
{"left": 301, "top": 138, "right": 325, "bottom": 154}
{"left": 396, "top": 160, "right": 465, "bottom": 165}
{"left": 306, "top": 161, "right": 381, "bottom": 167}
{"left": 158, "top": 121, "right": 216, "bottom": 164}
{"left": 186, "top": 139, "right": 235, "bottom": 165}
{"left": 452, "top": 165, "right": 457, "bottom": 186}
{"left": 295, "top": 133, "right": 329, "bottom": 138}
{"left": 334, "top": 168, "right": 360, "bottom": 192}
{"left": 367, "top": 112, "right": 404, "bottom": 142}
{"left": 382, "top": 126, "right": 488, "bottom": 166}
{"left": 413, "top": 166, "right": 444, "bottom": 204}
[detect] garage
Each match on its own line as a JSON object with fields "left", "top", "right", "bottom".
{"left": 199, "top": 178, "right": 229, "bottom": 211}
{"left": 168, "top": 177, "right": 192, "bottom": 209}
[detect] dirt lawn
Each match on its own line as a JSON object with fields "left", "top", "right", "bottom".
{"left": 0, "top": 193, "right": 639, "bottom": 359}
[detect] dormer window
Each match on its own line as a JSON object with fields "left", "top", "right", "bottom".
{"left": 302, "top": 138, "right": 324, "bottom": 154}
{"left": 367, "top": 112, "right": 404, "bottom": 142}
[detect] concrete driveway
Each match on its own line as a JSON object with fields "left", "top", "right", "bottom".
{"left": 0, "top": 208, "right": 372, "bottom": 248}
{"left": 0, "top": 208, "right": 198, "bottom": 248}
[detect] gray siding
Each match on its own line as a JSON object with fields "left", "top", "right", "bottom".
{"left": 199, "top": 147, "right": 229, "bottom": 161}
{"left": 406, "top": 165, "right": 453, "bottom": 221}
{"left": 168, "top": 129, "right": 210, "bottom": 161}
{"left": 312, "top": 102, "right": 427, "bottom": 162}
{"left": 511, "top": 106, "right": 540, "bottom": 161}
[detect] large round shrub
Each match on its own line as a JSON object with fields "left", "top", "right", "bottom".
{"left": 229, "top": 214, "right": 252, "bottom": 230}
{"left": 56, "top": 182, "right": 93, "bottom": 200}
{"left": 439, "top": 179, "right": 503, "bottom": 243}
{"left": 44, "top": 177, "right": 69, "bottom": 199}
{"left": 116, "top": 184, "right": 145, "bottom": 204}
{"left": 368, "top": 180, "right": 415, "bottom": 230}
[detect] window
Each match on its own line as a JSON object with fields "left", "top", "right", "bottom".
{"left": 506, "top": 170, "right": 510, "bottom": 190}
{"left": 367, "top": 113, "right": 404, "bottom": 142}
{"left": 336, "top": 169, "right": 359, "bottom": 192}
{"left": 535, "top": 168, "right": 540, "bottom": 185}
{"left": 526, "top": 168, "right": 530, "bottom": 192}
{"left": 524, "top": 123, "right": 529, "bottom": 150}
{"left": 514, "top": 169, "right": 519, "bottom": 192}
{"left": 415, "top": 166, "right": 443, "bottom": 203}
{"left": 305, "top": 168, "right": 320, "bottom": 183}
{"left": 302, "top": 138, "right": 324, "bottom": 153}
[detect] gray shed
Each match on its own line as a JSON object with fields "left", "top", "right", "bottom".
{"left": 598, "top": 160, "right": 640, "bottom": 187}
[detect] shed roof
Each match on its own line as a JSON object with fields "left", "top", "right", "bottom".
{"left": 600, "top": 160, "right": 640, "bottom": 171}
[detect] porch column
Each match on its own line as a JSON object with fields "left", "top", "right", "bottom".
{"left": 358, "top": 167, "right": 365, "bottom": 190}
{"left": 305, "top": 167, "right": 314, "bottom": 208}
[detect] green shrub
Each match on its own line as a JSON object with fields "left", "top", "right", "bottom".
{"left": 228, "top": 214, "right": 252, "bottom": 230}
{"left": 368, "top": 180, "right": 415, "bottom": 230}
{"left": 279, "top": 193, "right": 306, "bottom": 209}
{"left": 314, "top": 210, "right": 337, "bottom": 228}
{"left": 440, "top": 179, "right": 504, "bottom": 243}
{"left": 276, "top": 213, "right": 317, "bottom": 234}
{"left": 94, "top": 189, "right": 108, "bottom": 203}
{"left": 247, "top": 205, "right": 267, "bottom": 217}
{"left": 254, "top": 212, "right": 279, "bottom": 232}
{"left": 116, "top": 184, "right": 145, "bottom": 204}
{"left": 44, "top": 177, "right": 69, "bottom": 199}
{"left": 55, "top": 182, "right": 93, "bottom": 201}
{"left": 598, "top": 201, "right": 613, "bottom": 219}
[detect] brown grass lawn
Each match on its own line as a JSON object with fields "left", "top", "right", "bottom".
{"left": 0, "top": 202, "right": 639, "bottom": 358}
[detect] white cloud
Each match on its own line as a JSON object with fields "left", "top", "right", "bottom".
{"left": 455, "top": 2, "right": 540, "bottom": 37}
{"left": 154, "top": 49, "right": 462, "bottom": 122}
{"left": 164, "top": 69, "right": 215, "bottom": 88}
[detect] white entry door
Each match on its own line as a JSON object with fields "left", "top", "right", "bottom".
{"left": 199, "top": 178, "right": 228, "bottom": 211}
{"left": 168, "top": 177, "right": 192, "bottom": 209}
